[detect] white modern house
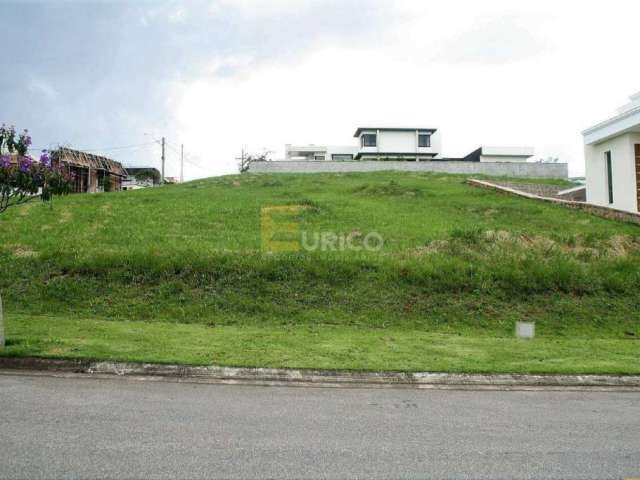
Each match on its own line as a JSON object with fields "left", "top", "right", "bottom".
{"left": 252, "top": 125, "right": 564, "bottom": 177}
{"left": 286, "top": 127, "right": 443, "bottom": 161}
{"left": 285, "top": 126, "right": 533, "bottom": 163}
{"left": 583, "top": 92, "right": 640, "bottom": 213}
{"left": 352, "top": 127, "right": 442, "bottom": 160}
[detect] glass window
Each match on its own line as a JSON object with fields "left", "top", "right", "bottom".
{"left": 418, "top": 134, "right": 431, "bottom": 148}
{"left": 605, "top": 151, "right": 613, "bottom": 204}
{"left": 361, "top": 134, "right": 377, "bottom": 147}
{"left": 332, "top": 154, "right": 353, "bottom": 161}
{"left": 314, "top": 155, "right": 325, "bottom": 161}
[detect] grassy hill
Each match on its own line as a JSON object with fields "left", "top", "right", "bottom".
{"left": 1, "top": 171, "right": 639, "bottom": 373}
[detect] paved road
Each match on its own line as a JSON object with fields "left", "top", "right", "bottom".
{"left": 1, "top": 374, "right": 639, "bottom": 480}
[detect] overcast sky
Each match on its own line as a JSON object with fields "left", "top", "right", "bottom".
{"left": 3, "top": 0, "right": 639, "bottom": 179}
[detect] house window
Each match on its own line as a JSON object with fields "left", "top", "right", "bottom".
{"left": 361, "top": 133, "right": 377, "bottom": 147}
{"left": 314, "top": 155, "right": 325, "bottom": 161}
{"left": 332, "top": 154, "right": 353, "bottom": 161}
{"left": 418, "top": 134, "right": 431, "bottom": 148}
{"left": 605, "top": 151, "right": 613, "bottom": 204}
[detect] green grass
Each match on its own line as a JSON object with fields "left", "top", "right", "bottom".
{"left": 2, "top": 315, "right": 638, "bottom": 374}
{"left": 0, "top": 171, "right": 638, "bottom": 373}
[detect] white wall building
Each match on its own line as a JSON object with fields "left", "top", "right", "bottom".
{"left": 284, "top": 126, "right": 533, "bottom": 164}
{"left": 352, "top": 127, "right": 441, "bottom": 160}
{"left": 286, "top": 127, "right": 442, "bottom": 161}
{"left": 462, "top": 146, "right": 535, "bottom": 163}
{"left": 583, "top": 92, "right": 640, "bottom": 213}
{"left": 285, "top": 144, "right": 358, "bottom": 162}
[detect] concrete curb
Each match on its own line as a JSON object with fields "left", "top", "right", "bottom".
{"left": 1, "top": 357, "right": 640, "bottom": 388}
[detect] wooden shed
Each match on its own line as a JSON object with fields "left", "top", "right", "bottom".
{"left": 51, "top": 148, "right": 127, "bottom": 193}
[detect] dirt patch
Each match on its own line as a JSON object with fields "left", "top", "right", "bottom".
{"left": 606, "top": 235, "right": 640, "bottom": 258}
{"left": 483, "top": 230, "right": 512, "bottom": 242}
{"left": 404, "top": 240, "right": 450, "bottom": 257}
{"left": 18, "top": 203, "right": 35, "bottom": 217}
{"left": 100, "top": 203, "right": 112, "bottom": 214}
{"left": 353, "top": 181, "right": 424, "bottom": 197}
{"left": 415, "top": 230, "right": 640, "bottom": 259}
{"left": 59, "top": 209, "right": 73, "bottom": 223}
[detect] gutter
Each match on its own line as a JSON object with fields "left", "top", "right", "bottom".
{"left": 1, "top": 357, "right": 639, "bottom": 390}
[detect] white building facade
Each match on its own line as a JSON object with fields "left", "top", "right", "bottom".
{"left": 462, "top": 146, "right": 535, "bottom": 163}
{"left": 583, "top": 92, "right": 640, "bottom": 213}
{"left": 285, "top": 144, "right": 358, "bottom": 162}
{"left": 353, "top": 127, "right": 441, "bottom": 160}
{"left": 285, "top": 126, "right": 533, "bottom": 164}
{"left": 286, "top": 127, "right": 443, "bottom": 161}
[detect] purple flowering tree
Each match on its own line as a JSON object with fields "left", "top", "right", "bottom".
{"left": 0, "top": 125, "right": 72, "bottom": 213}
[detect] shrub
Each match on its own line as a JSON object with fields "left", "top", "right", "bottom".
{"left": 0, "top": 125, "right": 72, "bottom": 212}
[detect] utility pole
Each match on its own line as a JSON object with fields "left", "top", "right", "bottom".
{"left": 180, "top": 143, "right": 184, "bottom": 183}
{"left": 161, "top": 137, "right": 165, "bottom": 184}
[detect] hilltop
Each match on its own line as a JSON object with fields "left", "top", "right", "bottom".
{"left": 0, "top": 172, "right": 638, "bottom": 373}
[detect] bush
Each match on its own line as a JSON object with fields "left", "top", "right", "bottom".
{"left": 0, "top": 125, "right": 72, "bottom": 212}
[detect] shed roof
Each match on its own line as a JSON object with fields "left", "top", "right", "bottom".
{"left": 53, "top": 148, "right": 127, "bottom": 177}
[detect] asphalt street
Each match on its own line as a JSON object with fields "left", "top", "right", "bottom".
{"left": 0, "top": 373, "right": 639, "bottom": 479}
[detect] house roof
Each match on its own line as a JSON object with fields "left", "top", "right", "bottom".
{"left": 353, "top": 127, "right": 437, "bottom": 137}
{"left": 582, "top": 93, "right": 640, "bottom": 145}
{"left": 53, "top": 147, "right": 127, "bottom": 177}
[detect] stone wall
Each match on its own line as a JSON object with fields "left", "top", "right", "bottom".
{"left": 250, "top": 160, "right": 568, "bottom": 179}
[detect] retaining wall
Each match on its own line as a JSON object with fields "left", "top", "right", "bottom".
{"left": 468, "top": 179, "right": 640, "bottom": 225}
{"left": 250, "top": 160, "right": 568, "bottom": 179}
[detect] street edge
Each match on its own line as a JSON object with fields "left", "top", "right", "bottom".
{"left": 1, "top": 357, "right": 640, "bottom": 388}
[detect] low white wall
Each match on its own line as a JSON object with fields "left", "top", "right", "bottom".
{"left": 250, "top": 160, "right": 568, "bottom": 179}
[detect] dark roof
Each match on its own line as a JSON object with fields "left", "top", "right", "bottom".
{"left": 53, "top": 148, "right": 127, "bottom": 177}
{"left": 462, "top": 148, "right": 483, "bottom": 163}
{"left": 353, "top": 127, "right": 437, "bottom": 137}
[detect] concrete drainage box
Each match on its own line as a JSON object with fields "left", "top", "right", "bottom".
{"left": 516, "top": 321, "right": 535, "bottom": 339}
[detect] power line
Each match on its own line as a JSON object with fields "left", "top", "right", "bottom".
{"left": 82, "top": 142, "right": 157, "bottom": 152}
{"left": 30, "top": 137, "right": 211, "bottom": 176}
{"left": 165, "top": 142, "right": 204, "bottom": 166}
{"left": 163, "top": 141, "right": 208, "bottom": 171}
{"left": 30, "top": 142, "right": 157, "bottom": 153}
{"left": 36, "top": 136, "right": 211, "bottom": 178}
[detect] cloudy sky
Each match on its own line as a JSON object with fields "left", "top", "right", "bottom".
{"left": 3, "top": 0, "right": 639, "bottom": 179}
